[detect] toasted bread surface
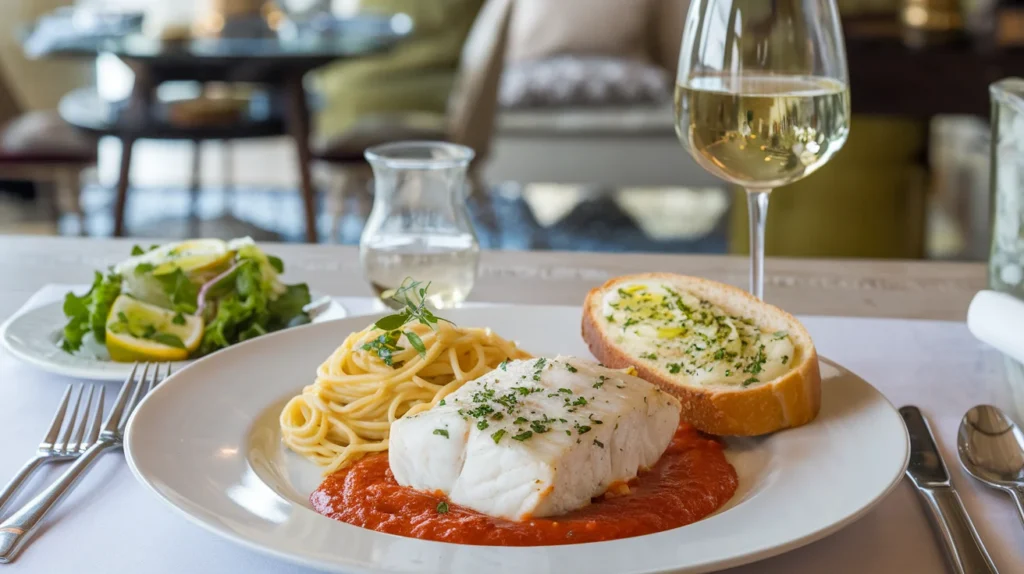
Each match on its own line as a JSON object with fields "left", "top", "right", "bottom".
{"left": 581, "top": 273, "right": 821, "bottom": 436}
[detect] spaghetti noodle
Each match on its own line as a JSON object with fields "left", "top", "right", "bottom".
{"left": 280, "top": 320, "right": 530, "bottom": 473}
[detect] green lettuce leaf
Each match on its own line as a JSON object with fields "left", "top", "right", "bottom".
{"left": 268, "top": 283, "right": 311, "bottom": 330}
{"left": 61, "top": 271, "right": 122, "bottom": 353}
{"left": 154, "top": 268, "right": 199, "bottom": 314}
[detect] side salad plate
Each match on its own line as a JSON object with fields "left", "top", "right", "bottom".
{"left": 1, "top": 238, "right": 345, "bottom": 381}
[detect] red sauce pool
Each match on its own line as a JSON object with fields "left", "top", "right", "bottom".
{"left": 310, "top": 423, "right": 738, "bottom": 546}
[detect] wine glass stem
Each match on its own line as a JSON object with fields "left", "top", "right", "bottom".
{"left": 745, "top": 188, "right": 771, "bottom": 300}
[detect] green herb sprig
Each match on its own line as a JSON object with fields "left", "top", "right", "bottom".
{"left": 362, "top": 279, "right": 452, "bottom": 367}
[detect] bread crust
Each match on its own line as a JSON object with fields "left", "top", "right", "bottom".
{"left": 581, "top": 273, "right": 821, "bottom": 436}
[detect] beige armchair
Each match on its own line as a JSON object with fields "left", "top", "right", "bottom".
{"left": 314, "top": 0, "right": 515, "bottom": 241}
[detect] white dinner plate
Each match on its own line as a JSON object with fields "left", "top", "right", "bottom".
{"left": 0, "top": 297, "right": 347, "bottom": 381}
{"left": 125, "top": 305, "right": 910, "bottom": 574}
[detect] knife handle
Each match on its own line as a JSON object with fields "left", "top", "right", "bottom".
{"left": 917, "top": 487, "right": 998, "bottom": 574}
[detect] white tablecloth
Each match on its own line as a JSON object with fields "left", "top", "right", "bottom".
{"left": 1, "top": 286, "right": 1023, "bottom": 573}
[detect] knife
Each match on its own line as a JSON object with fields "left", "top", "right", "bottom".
{"left": 901, "top": 406, "right": 999, "bottom": 574}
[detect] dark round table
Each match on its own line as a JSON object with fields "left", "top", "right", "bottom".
{"left": 27, "top": 13, "right": 410, "bottom": 241}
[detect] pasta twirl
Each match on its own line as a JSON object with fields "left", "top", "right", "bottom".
{"left": 280, "top": 320, "right": 530, "bottom": 473}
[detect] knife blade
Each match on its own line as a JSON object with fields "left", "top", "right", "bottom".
{"left": 900, "top": 406, "right": 999, "bottom": 574}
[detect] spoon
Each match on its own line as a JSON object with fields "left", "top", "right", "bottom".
{"left": 958, "top": 404, "right": 1024, "bottom": 527}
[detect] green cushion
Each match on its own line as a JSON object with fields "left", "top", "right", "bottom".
{"left": 728, "top": 116, "right": 928, "bottom": 259}
{"left": 314, "top": 0, "right": 485, "bottom": 139}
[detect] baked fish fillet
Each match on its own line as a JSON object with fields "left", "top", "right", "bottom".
{"left": 388, "top": 356, "right": 681, "bottom": 520}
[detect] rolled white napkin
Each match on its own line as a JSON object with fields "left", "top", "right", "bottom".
{"left": 967, "top": 290, "right": 1024, "bottom": 364}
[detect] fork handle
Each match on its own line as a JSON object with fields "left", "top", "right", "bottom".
{"left": 0, "top": 441, "right": 117, "bottom": 563}
{"left": 0, "top": 457, "right": 46, "bottom": 517}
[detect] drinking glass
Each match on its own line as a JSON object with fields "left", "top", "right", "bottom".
{"left": 675, "top": 0, "right": 851, "bottom": 299}
{"left": 361, "top": 141, "right": 480, "bottom": 310}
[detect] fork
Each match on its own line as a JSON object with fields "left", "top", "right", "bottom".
{"left": 0, "top": 363, "right": 170, "bottom": 563}
{"left": 0, "top": 384, "right": 105, "bottom": 516}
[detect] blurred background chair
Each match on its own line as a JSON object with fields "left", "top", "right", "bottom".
{"left": 0, "top": 58, "right": 95, "bottom": 232}
{"left": 486, "top": 0, "right": 929, "bottom": 259}
{"left": 313, "top": 0, "right": 513, "bottom": 241}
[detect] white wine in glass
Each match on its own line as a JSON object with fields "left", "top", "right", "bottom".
{"left": 675, "top": 0, "right": 851, "bottom": 299}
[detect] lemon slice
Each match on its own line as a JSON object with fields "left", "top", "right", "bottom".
{"left": 105, "top": 295, "right": 204, "bottom": 362}
{"left": 115, "top": 238, "right": 234, "bottom": 277}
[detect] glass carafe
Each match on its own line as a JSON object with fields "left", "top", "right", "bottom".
{"left": 360, "top": 142, "right": 480, "bottom": 309}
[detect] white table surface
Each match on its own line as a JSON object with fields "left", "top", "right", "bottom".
{"left": 2, "top": 289, "right": 1023, "bottom": 573}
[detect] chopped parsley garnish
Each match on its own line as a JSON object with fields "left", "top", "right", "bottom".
{"left": 514, "top": 416, "right": 528, "bottom": 425}
{"left": 511, "top": 430, "right": 533, "bottom": 441}
{"left": 529, "top": 421, "right": 549, "bottom": 434}
{"left": 574, "top": 422, "right": 592, "bottom": 435}
{"left": 467, "top": 404, "right": 495, "bottom": 418}
{"left": 640, "top": 352, "right": 657, "bottom": 360}
{"left": 433, "top": 428, "right": 449, "bottom": 438}
{"left": 438, "top": 399, "right": 446, "bottom": 406}
{"left": 513, "top": 386, "right": 542, "bottom": 396}
{"left": 533, "top": 358, "right": 547, "bottom": 369}
{"left": 499, "top": 359, "right": 509, "bottom": 371}
{"left": 744, "top": 345, "right": 767, "bottom": 375}
{"left": 491, "top": 429, "right": 506, "bottom": 443}
{"left": 565, "top": 364, "right": 578, "bottom": 373}
{"left": 742, "top": 377, "right": 759, "bottom": 387}
{"left": 593, "top": 440, "right": 604, "bottom": 448}
{"left": 572, "top": 396, "right": 588, "bottom": 406}
{"left": 593, "top": 376, "right": 606, "bottom": 389}
{"left": 495, "top": 393, "right": 518, "bottom": 412}
{"left": 667, "top": 363, "right": 682, "bottom": 374}
{"left": 436, "top": 501, "right": 449, "bottom": 514}
{"left": 476, "top": 420, "right": 489, "bottom": 431}
{"left": 558, "top": 388, "right": 572, "bottom": 394}
{"left": 782, "top": 355, "right": 790, "bottom": 364}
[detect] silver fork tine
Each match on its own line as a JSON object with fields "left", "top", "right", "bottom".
{"left": 119, "top": 363, "right": 154, "bottom": 434}
{"left": 68, "top": 386, "right": 95, "bottom": 454}
{"left": 0, "top": 386, "right": 74, "bottom": 516}
{"left": 55, "top": 386, "right": 84, "bottom": 456}
{"left": 100, "top": 362, "right": 142, "bottom": 436}
{"left": 40, "top": 385, "right": 72, "bottom": 450}
{"left": 82, "top": 387, "right": 104, "bottom": 452}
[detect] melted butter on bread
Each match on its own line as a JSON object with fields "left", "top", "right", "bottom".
{"left": 601, "top": 281, "right": 795, "bottom": 388}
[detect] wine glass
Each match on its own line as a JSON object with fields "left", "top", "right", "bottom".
{"left": 675, "top": 0, "right": 850, "bottom": 299}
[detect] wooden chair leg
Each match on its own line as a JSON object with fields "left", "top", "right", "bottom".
{"left": 113, "top": 137, "right": 135, "bottom": 237}
{"left": 326, "top": 169, "right": 347, "bottom": 244}
{"left": 469, "top": 168, "right": 486, "bottom": 197}
{"left": 284, "top": 75, "right": 318, "bottom": 243}
{"left": 55, "top": 167, "right": 85, "bottom": 235}
{"left": 222, "top": 140, "right": 234, "bottom": 215}
{"left": 189, "top": 140, "right": 202, "bottom": 237}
